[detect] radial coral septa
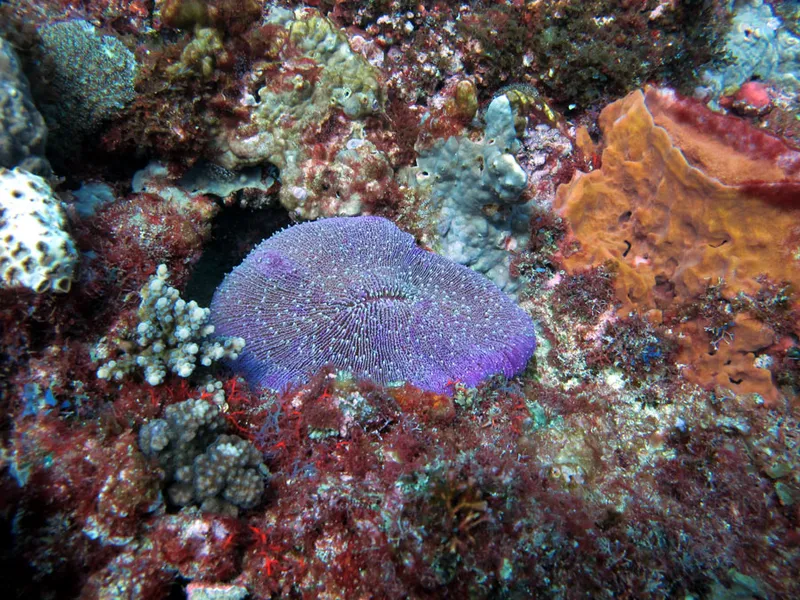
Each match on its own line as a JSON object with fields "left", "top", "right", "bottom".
{"left": 211, "top": 216, "right": 536, "bottom": 394}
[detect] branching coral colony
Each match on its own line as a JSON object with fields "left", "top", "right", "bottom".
{"left": 95, "top": 265, "right": 244, "bottom": 386}
{"left": 1, "top": 0, "right": 800, "bottom": 599}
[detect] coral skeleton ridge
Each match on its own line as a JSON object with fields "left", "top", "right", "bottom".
{"left": 211, "top": 216, "right": 536, "bottom": 394}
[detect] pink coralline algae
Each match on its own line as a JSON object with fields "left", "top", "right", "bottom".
{"left": 211, "top": 216, "right": 536, "bottom": 394}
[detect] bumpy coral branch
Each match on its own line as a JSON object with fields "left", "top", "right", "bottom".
{"left": 96, "top": 264, "right": 245, "bottom": 386}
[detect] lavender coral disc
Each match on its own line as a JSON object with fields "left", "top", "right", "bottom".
{"left": 210, "top": 216, "right": 536, "bottom": 394}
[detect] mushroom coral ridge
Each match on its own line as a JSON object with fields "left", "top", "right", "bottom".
{"left": 210, "top": 216, "right": 536, "bottom": 395}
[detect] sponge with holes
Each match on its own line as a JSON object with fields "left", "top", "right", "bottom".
{"left": 0, "top": 167, "right": 77, "bottom": 293}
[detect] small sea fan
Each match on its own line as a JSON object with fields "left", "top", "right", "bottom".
{"left": 210, "top": 216, "right": 535, "bottom": 394}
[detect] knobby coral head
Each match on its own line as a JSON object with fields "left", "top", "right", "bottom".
{"left": 210, "top": 216, "right": 536, "bottom": 394}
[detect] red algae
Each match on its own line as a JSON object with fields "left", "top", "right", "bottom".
{"left": 643, "top": 86, "right": 800, "bottom": 184}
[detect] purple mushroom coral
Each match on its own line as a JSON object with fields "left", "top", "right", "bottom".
{"left": 210, "top": 216, "right": 535, "bottom": 394}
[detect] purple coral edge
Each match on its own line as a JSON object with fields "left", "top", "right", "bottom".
{"left": 211, "top": 216, "right": 536, "bottom": 395}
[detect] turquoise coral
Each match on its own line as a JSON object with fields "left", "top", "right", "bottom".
{"left": 404, "top": 93, "right": 530, "bottom": 294}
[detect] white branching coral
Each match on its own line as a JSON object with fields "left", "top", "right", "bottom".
{"left": 96, "top": 264, "right": 245, "bottom": 385}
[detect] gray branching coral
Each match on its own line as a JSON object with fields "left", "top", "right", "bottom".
{"left": 139, "top": 398, "right": 267, "bottom": 516}
{"left": 210, "top": 216, "right": 536, "bottom": 394}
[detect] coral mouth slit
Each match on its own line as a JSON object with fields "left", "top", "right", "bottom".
{"left": 210, "top": 216, "right": 536, "bottom": 394}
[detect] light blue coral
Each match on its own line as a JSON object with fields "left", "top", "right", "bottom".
{"left": 701, "top": 0, "right": 800, "bottom": 99}
{"left": 404, "top": 94, "right": 530, "bottom": 294}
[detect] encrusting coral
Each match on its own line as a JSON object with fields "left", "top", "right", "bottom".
{"left": 211, "top": 216, "right": 536, "bottom": 394}
{"left": 209, "top": 7, "right": 387, "bottom": 219}
{"left": 403, "top": 92, "right": 530, "bottom": 294}
{"left": 0, "top": 166, "right": 77, "bottom": 293}
{"left": 0, "top": 37, "right": 49, "bottom": 175}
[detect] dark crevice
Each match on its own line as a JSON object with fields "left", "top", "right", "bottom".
{"left": 185, "top": 201, "right": 291, "bottom": 306}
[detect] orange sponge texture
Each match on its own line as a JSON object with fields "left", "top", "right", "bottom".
{"left": 554, "top": 87, "right": 800, "bottom": 402}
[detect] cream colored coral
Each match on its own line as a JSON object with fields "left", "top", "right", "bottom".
{"left": 96, "top": 264, "right": 245, "bottom": 385}
{"left": 209, "top": 7, "right": 386, "bottom": 219}
{"left": 0, "top": 167, "right": 77, "bottom": 293}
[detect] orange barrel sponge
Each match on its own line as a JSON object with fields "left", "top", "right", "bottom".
{"left": 554, "top": 86, "right": 800, "bottom": 404}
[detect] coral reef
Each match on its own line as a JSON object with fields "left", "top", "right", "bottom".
{"left": 0, "top": 167, "right": 77, "bottom": 293}
{"left": 1, "top": 1, "right": 800, "bottom": 599}
{"left": 458, "top": 0, "right": 727, "bottom": 108}
{"left": 211, "top": 216, "right": 536, "bottom": 394}
{"left": 96, "top": 265, "right": 245, "bottom": 386}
